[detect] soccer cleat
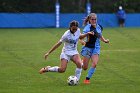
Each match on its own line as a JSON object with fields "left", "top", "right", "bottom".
{"left": 39, "top": 66, "right": 51, "bottom": 74}
{"left": 83, "top": 79, "right": 90, "bottom": 84}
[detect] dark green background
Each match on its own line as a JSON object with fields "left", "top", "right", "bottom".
{"left": 0, "top": 0, "right": 139, "bottom": 13}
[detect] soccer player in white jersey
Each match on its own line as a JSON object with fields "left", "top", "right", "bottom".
{"left": 39, "top": 20, "right": 82, "bottom": 81}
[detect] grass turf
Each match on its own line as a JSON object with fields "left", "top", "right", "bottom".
{"left": 0, "top": 28, "right": 140, "bottom": 93}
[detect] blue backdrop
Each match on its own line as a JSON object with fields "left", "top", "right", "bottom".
{"left": 0, "top": 13, "right": 139, "bottom": 28}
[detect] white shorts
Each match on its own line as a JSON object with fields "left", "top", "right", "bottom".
{"left": 60, "top": 52, "right": 79, "bottom": 62}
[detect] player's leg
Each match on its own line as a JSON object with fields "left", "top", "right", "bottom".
{"left": 84, "top": 54, "right": 99, "bottom": 84}
{"left": 39, "top": 58, "right": 68, "bottom": 74}
{"left": 71, "top": 54, "right": 82, "bottom": 80}
{"left": 122, "top": 19, "right": 125, "bottom": 27}
{"left": 119, "top": 19, "right": 122, "bottom": 27}
{"left": 71, "top": 54, "right": 82, "bottom": 68}
{"left": 39, "top": 66, "right": 52, "bottom": 74}
{"left": 82, "top": 57, "right": 90, "bottom": 70}
{"left": 39, "top": 52, "right": 69, "bottom": 74}
{"left": 39, "top": 53, "right": 70, "bottom": 74}
{"left": 80, "top": 47, "right": 91, "bottom": 70}
{"left": 58, "top": 52, "right": 69, "bottom": 73}
{"left": 58, "top": 58, "right": 68, "bottom": 73}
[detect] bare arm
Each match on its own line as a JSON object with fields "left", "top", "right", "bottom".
{"left": 100, "top": 36, "right": 109, "bottom": 43}
{"left": 79, "top": 39, "right": 86, "bottom": 45}
{"left": 79, "top": 33, "right": 88, "bottom": 39}
{"left": 79, "top": 32, "right": 94, "bottom": 39}
{"left": 44, "top": 41, "right": 62, "bottom": 60}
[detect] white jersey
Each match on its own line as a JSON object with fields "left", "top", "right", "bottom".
{"left": 59, "top": 28, "right": 81, "bottom": 55}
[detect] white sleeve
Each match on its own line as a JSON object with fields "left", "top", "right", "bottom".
{"left": 59, "top": 32, "right": 67, "bottom": 42}
{"left": 78, "top": 28, "right": 81, "bottom": 35}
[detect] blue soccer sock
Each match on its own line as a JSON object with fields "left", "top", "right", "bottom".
{"left": 86, "top": 67, "right": 96, "bottom": 80}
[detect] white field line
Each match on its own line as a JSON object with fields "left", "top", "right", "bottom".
{"left": 101, "top": 49, "right": 140, "bottom": 52}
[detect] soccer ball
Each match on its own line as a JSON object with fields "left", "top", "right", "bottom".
{"left": 67, "top": 75, "right": 79, "bottom": 86}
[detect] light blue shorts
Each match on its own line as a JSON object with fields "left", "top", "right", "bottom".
{"left": 81, "top": 46, "right": 100, "bottom": 58}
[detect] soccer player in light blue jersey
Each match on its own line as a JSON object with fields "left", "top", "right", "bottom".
{"left": 80, "top": 13, "right": 109, "bottom": 84}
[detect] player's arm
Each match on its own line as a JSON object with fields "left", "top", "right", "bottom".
{"left": 79, "top": 32, "right": 94, "bottom": 39}
{"left": 79, "top": 33, "right": 88, "bottom": 39}
{"left": 79, "top": 39, "right": 86, "bottom": 45}
{"left": 44, "top": 41, "right": 62, "bottom": 60}
{"left": 100, "top": 35, "right": 109, "bottom": 43}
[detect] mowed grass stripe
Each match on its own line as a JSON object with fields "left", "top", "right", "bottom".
{"left": 0, "top": 28, "right": 140, "bottom": 93}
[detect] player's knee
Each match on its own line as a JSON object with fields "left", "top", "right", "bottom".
{"left": 77, "top": 62, "right": 82, "bottom": 68}
{"left": 59, "top": 68, "right": 66, "bottom": 73}
{"left": 92, "top": 63, "right": 97, "bottom": 68}
{"left": 82, "top": 66, "right": 88, "bottom": 70}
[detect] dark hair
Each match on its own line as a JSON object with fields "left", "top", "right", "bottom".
{"left": 69, "top": 20, "right": 79, "bottom": 28}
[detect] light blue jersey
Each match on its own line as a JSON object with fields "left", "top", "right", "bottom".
{"left": 81, "top": 24, "right": 103, "bottom": 58}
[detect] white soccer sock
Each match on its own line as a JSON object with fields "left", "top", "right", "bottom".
{"left": 75, "top": 68, "right": 82, "bottom": 80}
{"left": 81, "top": 60, "right": 84, "bottom": 67}
{"left": 81, "top": 62, "right": 83, "bottom": 67}
{"left": 48, "top": 66, "right": 59, "bottom": 72}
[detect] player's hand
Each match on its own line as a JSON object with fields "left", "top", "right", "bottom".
{"left": 79, "top": 40, "right": 86, "bottom": 45}
{"left": 44, "top": 53, "right": 49, "bottom": 60}
{"left": 105, "top": 39, "right": 109, "bottom": 43}
{"left": 87, "top": 31, "right": 94, "bottom": 35}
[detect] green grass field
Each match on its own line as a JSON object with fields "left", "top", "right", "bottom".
{"left": 0, "top": 28, "right": 140, "bottom": 93}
